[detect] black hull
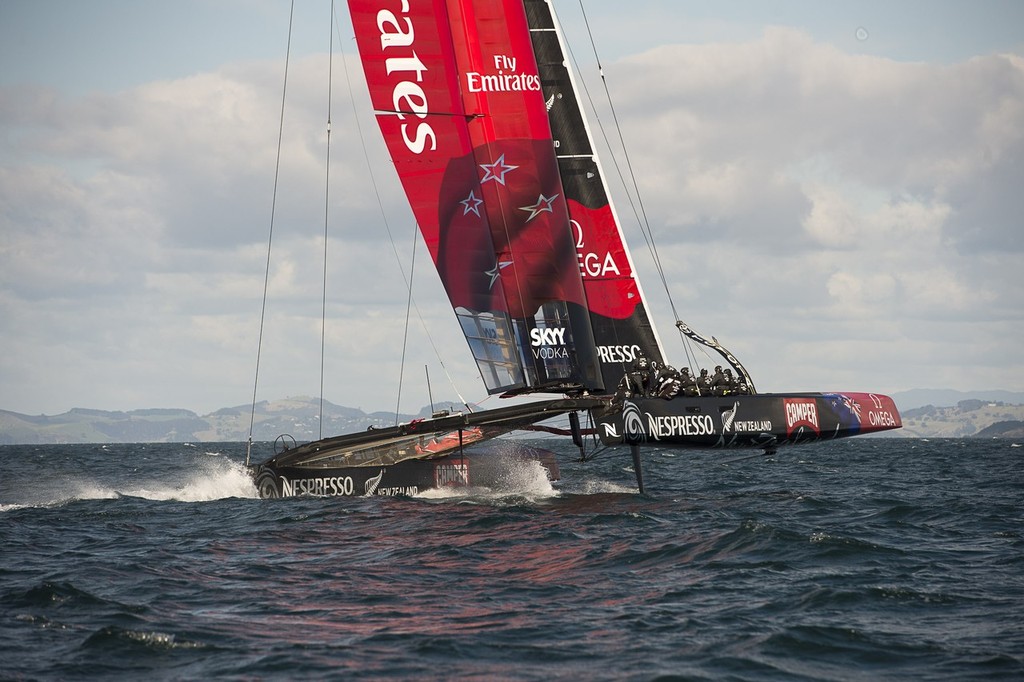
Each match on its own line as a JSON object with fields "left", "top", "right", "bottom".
{"left": 251, "top": 441, "right": 561, "bottom": 499}
{"left": 596, "top": 392, "right": 902, "bottom": 450}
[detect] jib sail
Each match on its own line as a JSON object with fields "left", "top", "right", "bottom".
{"left": 348, "top": 0, "right": 603, "bottom": 394}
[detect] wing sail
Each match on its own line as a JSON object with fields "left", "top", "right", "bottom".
{"left": 348, "top": 0, "right": 603, "bottom": 394}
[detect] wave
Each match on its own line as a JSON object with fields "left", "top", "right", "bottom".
{"left": 81, "top": 625, "right": 207, "bottom": 651}
{"left": 1, "top": 481, "right": 119, "bottom": 511}
{"left": 4, "top": 580, "right": 123, "bottom": 610}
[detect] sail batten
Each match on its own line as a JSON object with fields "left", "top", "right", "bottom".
{"left": 372, "top": 109, "right": 486, "bottom": 118}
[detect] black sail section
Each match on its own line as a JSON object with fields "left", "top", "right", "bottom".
{"left": 522, "top": 0, "right": 667, "bottom": 393}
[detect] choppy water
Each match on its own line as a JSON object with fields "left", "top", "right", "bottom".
{"left": 2, "top": 438, "right": 1022, "bottom": 680}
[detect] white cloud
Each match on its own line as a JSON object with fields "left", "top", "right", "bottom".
{"left": 1, "top": 14, "right": 1022, "bottom": 418}
{"left": 586, "top": 27, "right": 1023, "bottom": 395}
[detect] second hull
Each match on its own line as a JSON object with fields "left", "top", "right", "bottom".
{"left": 251, "top": 440, "right": 560, "bottom": 499}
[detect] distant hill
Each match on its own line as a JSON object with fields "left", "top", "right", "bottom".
{"left": 3, "top": 393, "right": 1022, "bottom": 444}
{"left": 0, "top": 397, "right": 473, "bottom": 445}
{"left": 975, "top": 421, "right": 1024, "bottom": 438}
{"left": 898, "top": 400, "right": 1024, "bottom": 438}
{"left": 891, "top": 389, "right": 1024, "bottom": 411}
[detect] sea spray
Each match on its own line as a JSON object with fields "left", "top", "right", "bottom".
{"left": 116, "top": 458, "right": 257, "bottom": 502}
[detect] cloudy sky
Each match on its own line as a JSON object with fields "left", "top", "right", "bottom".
{"left": 2, "top": 0, "right": 1022, "bottom": 417}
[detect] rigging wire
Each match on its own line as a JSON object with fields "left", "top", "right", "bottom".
{"left": 246, "top": 0, "right": 295, "bottom": 467}
{"left": 572, "top": 0, "right": 702, "bottom": 368}
{"left": 573, "top": 0, "right": 676, "bottom": 318}
{"left": 394, "top": 229, "right": 418, "bottom": 426}
{"left": 333, "top": 10, "right": 472, "bottom": 416}
{"left": 318, "top": 0, "right": 336, "bottom": 441}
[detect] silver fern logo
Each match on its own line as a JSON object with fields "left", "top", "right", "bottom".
{"left": 721, "top": 401, "right": 740, "bottom": 432}
{"left": 364, "top": 469, "right": 384, "bottom": 496}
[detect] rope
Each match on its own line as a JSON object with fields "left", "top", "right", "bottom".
{"left": 575, "top": 0, "right": 678, "bottom": 321}
{"left": 246, "top": 0, "right": 295, "bottom": 467}
{"left": 395, "top": 228, "right": 418, "bottom": 425}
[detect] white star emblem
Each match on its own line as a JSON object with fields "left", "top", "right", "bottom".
{"left": 519, "top": 193, "right": 560, "bottom": 222}
{"left": 480, "top": 153, "right": 518, "bottom": 185}
{"left": 460, "top": 190, "right": 483, "bottom": 217}
{"left": 485, "top": 260, "right": 513, "bottom": 289}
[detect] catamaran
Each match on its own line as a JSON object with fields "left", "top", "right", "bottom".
{"left": 249, "top": 0, "right": 902, "bottom": 498}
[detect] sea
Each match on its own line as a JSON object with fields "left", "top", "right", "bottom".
{"left": 1, "top": 437, "right": 1021, "bottom": 681}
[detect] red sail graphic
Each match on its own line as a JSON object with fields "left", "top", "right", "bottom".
{"left": 348, "top": 0, "right": 602, "bottom": 394}
{"left": 568, "top": 200, "right": 642, "bottom": 318}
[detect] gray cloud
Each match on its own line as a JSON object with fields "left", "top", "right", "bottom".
{"left": 1, "top": 25, "right": 1021, "bottom": 416}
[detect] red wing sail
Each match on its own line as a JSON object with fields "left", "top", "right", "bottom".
{"left": 523, "top": 0, "right": 667, "bottom": 392}
{"left": 348, "top": 0, "right": 602, "bottom": 394}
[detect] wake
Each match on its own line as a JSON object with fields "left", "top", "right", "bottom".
{"left": 416, "top": 457, "right": 558, "bottom": 503}
{"left": 1, "top": 457, "right": 257, "bottom": 511}
{"left": 114, "top": 457, "right": 258, "bottom": 502}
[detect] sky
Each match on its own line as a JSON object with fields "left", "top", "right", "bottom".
{"left": 1, "top": 0, "right": 1022, "bottom": 417}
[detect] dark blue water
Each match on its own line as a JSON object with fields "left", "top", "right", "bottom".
{"left": 2, "top": 438, "right": 1022, "bottom": 680}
